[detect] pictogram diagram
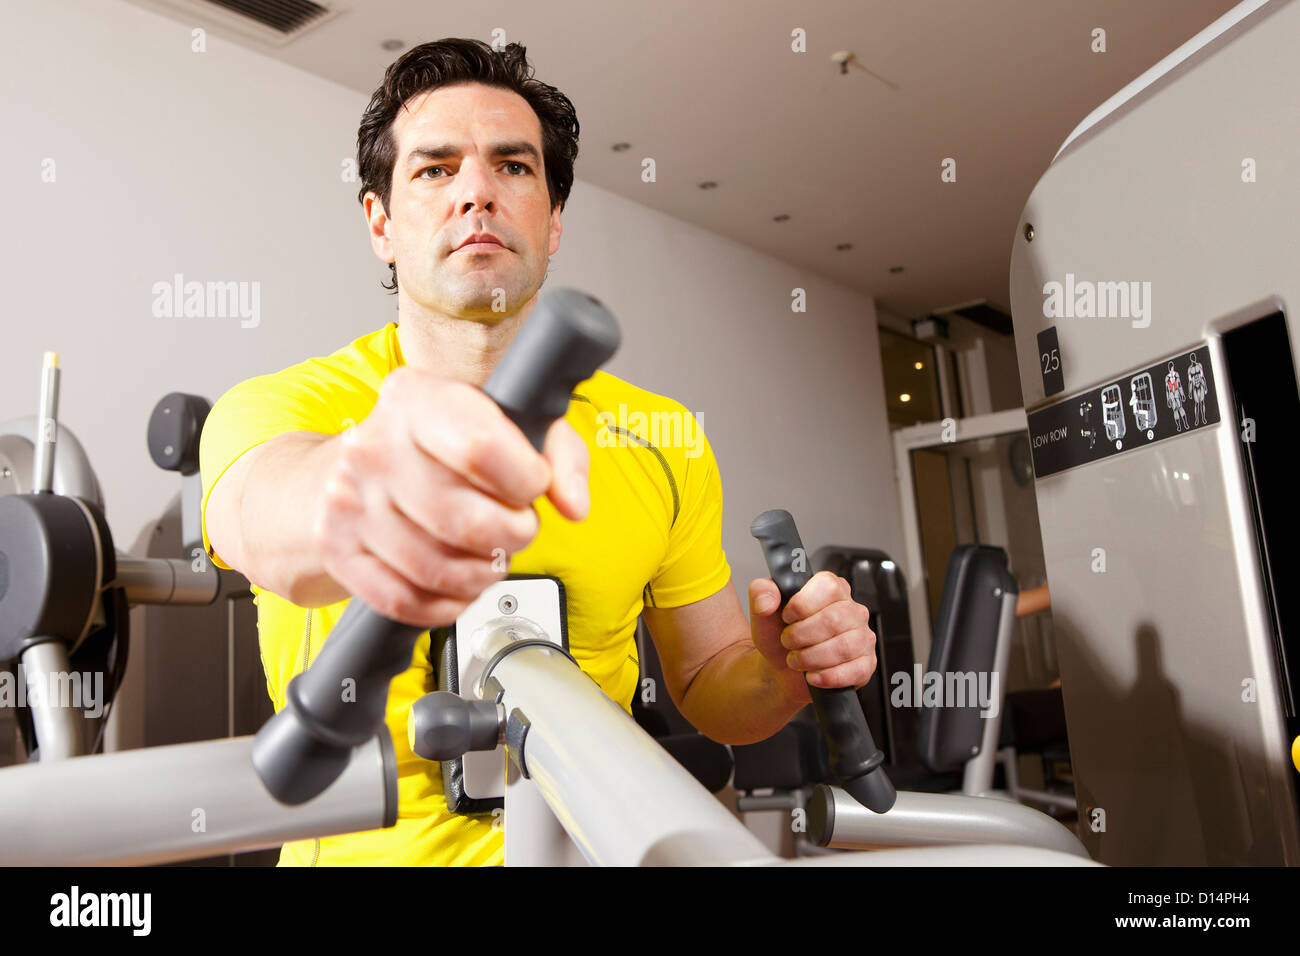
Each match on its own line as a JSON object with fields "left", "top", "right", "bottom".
{"left": 1078, "top": 398, "right": 1096, "bottom": 449}
{"left": 1129, "top": 372, "right": 1156, "bottom": 437}
{"left": 1186, "top": 352, "right": 1208, "bottom": 426}
{"left": 1101, "top": 383, "right": 1125, "bottom": 447}
{"left": 1165, "top": 361, "right": 1191, "bottom": 432}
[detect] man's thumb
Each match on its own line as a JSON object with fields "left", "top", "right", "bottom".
{"left": 751, "top": 579, "right": 781, "bottom": 615}
{"left": 748, "top": 579, "right": 790, "bottom": 667}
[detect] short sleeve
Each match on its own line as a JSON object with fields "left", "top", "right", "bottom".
{"left": 198, "top": 367, "right": 343, "bottom": 571}
{"left": 644, "top": 413, "right": 731, "bottom": 608}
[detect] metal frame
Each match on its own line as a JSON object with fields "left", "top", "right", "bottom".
{"left": 997, "top": 747, "right": 1077, "bottom": 814}
{"left": 892, "top": 411, "right": 1079, "bottom": 815}
{"left": 455, "top": 623, "right": 1094, "bottom": 866}
{"left": 0, "top": 613, "right": 1095, "bottom": 866}
{"left": 0, "top": 416, "right": 102, "bottom": 503}
{"left": 1006, "top": 0, "right": 1300, "bottom": 863}
{"left": 811, "top": 785, "right": 1087, "bottom": 857}
{"left": 0, "top": 331, "right": 1090, "bottom": 867}
{"left": 892, "top": 407, "right": 1029, "bottom": 667}
{"left": 0, "top": 735, "right": 396, "bottom": 865}
{"left": 959, "top": 583, "right": 1019, "bottom": 797}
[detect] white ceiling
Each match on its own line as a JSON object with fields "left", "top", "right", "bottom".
{"left": 132, "top": 0, "right": 1241, "bottom": 320}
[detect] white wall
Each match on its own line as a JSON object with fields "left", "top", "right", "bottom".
{"left": 0, "top": 0, "right": 903, "bottom": 614}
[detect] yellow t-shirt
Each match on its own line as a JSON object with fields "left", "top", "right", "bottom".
{"left": 198, "top": 322, "right": 731, "bottom": 865}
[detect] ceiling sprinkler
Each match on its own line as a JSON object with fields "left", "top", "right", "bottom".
{"left": 831, "top": 49, "right": 899, "bottom": 90}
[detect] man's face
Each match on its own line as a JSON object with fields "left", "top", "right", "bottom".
{"left": 367, "top": 82, "right": 562, "bottom": 320}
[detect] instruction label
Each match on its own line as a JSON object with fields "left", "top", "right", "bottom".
{"left": 1026, "top": 343, "right": 1220, "bottom": 478}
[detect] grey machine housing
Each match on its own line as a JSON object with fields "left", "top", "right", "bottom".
{"left": 1008, "top": 0, "right": 1300, "bottom": 865}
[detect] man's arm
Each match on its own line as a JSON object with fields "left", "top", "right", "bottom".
{"left": 641, "top": 572, "right": 877, "bottom": 747}
{"left": 204, "top": 368, "right": 589, "bottom": 626}
{"left": 641, "top": 586, "right": 803, "bottom": 746}
{"left": 205, "top": 430, "right": 351, "bottom": 607}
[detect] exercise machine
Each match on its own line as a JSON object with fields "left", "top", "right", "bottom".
{"left": 0, "top": 289, "right": 1091, "bottom": 866}
{"left": 1007, "top": 0, "right": 1300, "bottom": 865}
{"left": 815, "top": 545, "right": 1075, "bottom": 814}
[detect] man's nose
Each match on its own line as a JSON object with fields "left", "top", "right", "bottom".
{"left": 455, "top": 156, "right": 497, "bottom": 213}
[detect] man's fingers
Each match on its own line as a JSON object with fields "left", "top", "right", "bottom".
{"left": 330, "top": 549, "right": 474, "bottom": 628}
{"left": 397, "top": 375, "right": 551, "bottom": 507}
{"left": 804, "top": 656, "right": 876, "bottom": 691}
{"left": 353, "top": 492, "right": 508, "bottom": 599}
{"left": 781, "top": 570, "right": 852, "bottom": 624}
{"left": 782, "top": 599, "right": 872, "bottom": 650}
{"left": 543, "top": 418, "right": 590, "bottom": 521}
{"left": 786, "top": 628, "right": 873, "bottom": 672}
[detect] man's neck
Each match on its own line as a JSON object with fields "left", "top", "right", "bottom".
{"left": 395, "top": 295, "right": 533, "bottom": 387}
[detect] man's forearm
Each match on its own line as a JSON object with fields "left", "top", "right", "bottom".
{"left": 227, "top": 431, "right": 350, "bottom": 607}
{"left": 678, "top": 642, "right": 807, "bottom": 746}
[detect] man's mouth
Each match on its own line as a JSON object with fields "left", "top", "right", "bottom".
{"left": 455, "top": 233, "right": 507, "bottom": 254}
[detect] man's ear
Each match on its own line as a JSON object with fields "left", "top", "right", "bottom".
{"left": 363, "top": 192, "right": 393, "bottom": 263}
{"left": 548, "top": 204, "right": 562, "bottom": 256}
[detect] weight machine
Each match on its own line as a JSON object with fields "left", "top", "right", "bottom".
{"left": 1007, "top": 0, "right": 1300, "bottom": 864}
{"left": 0, "top": 289, "right": 1089, "bottom": 866}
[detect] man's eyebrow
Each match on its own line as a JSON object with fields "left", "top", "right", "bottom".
{"left": 404, "top": 141, "right": 541, "bottom": 168}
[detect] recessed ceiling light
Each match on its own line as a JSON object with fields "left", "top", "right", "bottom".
{"left": 699, "top": 181, "right": 718, "bottom": 190}
{"left": 381, "top": 39, "right": 404, "bottom": 51}
{"left": 612, "top": 142, "right": 631, "bottom": 152}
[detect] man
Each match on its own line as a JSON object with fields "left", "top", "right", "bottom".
{"left": 199, "top": 37, "right": 876, "bottom": 866}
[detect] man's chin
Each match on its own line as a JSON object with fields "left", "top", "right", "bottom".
{"left": 442, "top": 275, "right": 535, "bottom": 316}
{"left": 444, "top": 290, "right": 524, "bottom": 321}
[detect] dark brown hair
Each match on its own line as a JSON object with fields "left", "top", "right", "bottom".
{"left": 356, "top": 38, "right": 580, "bottom": 293}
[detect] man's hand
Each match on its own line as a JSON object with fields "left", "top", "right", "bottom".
{"left": 310, "top": 365, "right": 589, "bottom": 628}
{"left": 748, "top": 571, "right": 877, "bottom": 706}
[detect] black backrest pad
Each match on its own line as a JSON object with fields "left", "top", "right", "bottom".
{"left": 916, "top": 545, "right": 1015, "bottom": 773}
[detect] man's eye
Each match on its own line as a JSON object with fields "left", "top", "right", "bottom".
{"left": 505, "top": 162, "right": 530, "bottom": 174}
{"left": 419, "top": 166, "right": 445, "bottom": 178}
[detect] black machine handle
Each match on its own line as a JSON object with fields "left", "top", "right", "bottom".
{"left": 252, "top": 288, "right": 621, "bottom": 804}
{"left": 751, "top": 509, "right": 897, "bottom": 813}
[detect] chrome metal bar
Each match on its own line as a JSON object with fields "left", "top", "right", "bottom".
{"left": 961, "top": 587, "right": 1017, "bottom": 795}
{"left": 19, "top": 641, "right": 85, "bottom": 760}
{"left": 754, "top": 844, "right": 1098, "bottom": 867}
{"left": 812, "top": 785, "right": 1090, "bottom": 858}
{"left": 31, "top": 352, "right": 60, "bottom": 495}
{"left": 998, "top": 745, "right": 1078, "bottom": 813}
{"left": 736, "top": 792, "right": 801, "bottom": 812}
{"left": 1015, "top": 788, "right": 1079, "bottom": 813}
{"left": 504, "top": 755, "right": 587, "bottom": 865}
{"left": 0, "top": 734, "right": 397, "bottom": 865}
{"left": 113, "top": 555, "right": 220, "bottom": 606}
{"left": 476, "top": 626, "right": 775, "bottom": 866}
{"left": 0, "top": 418, "right": 103, "bottom": 503}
